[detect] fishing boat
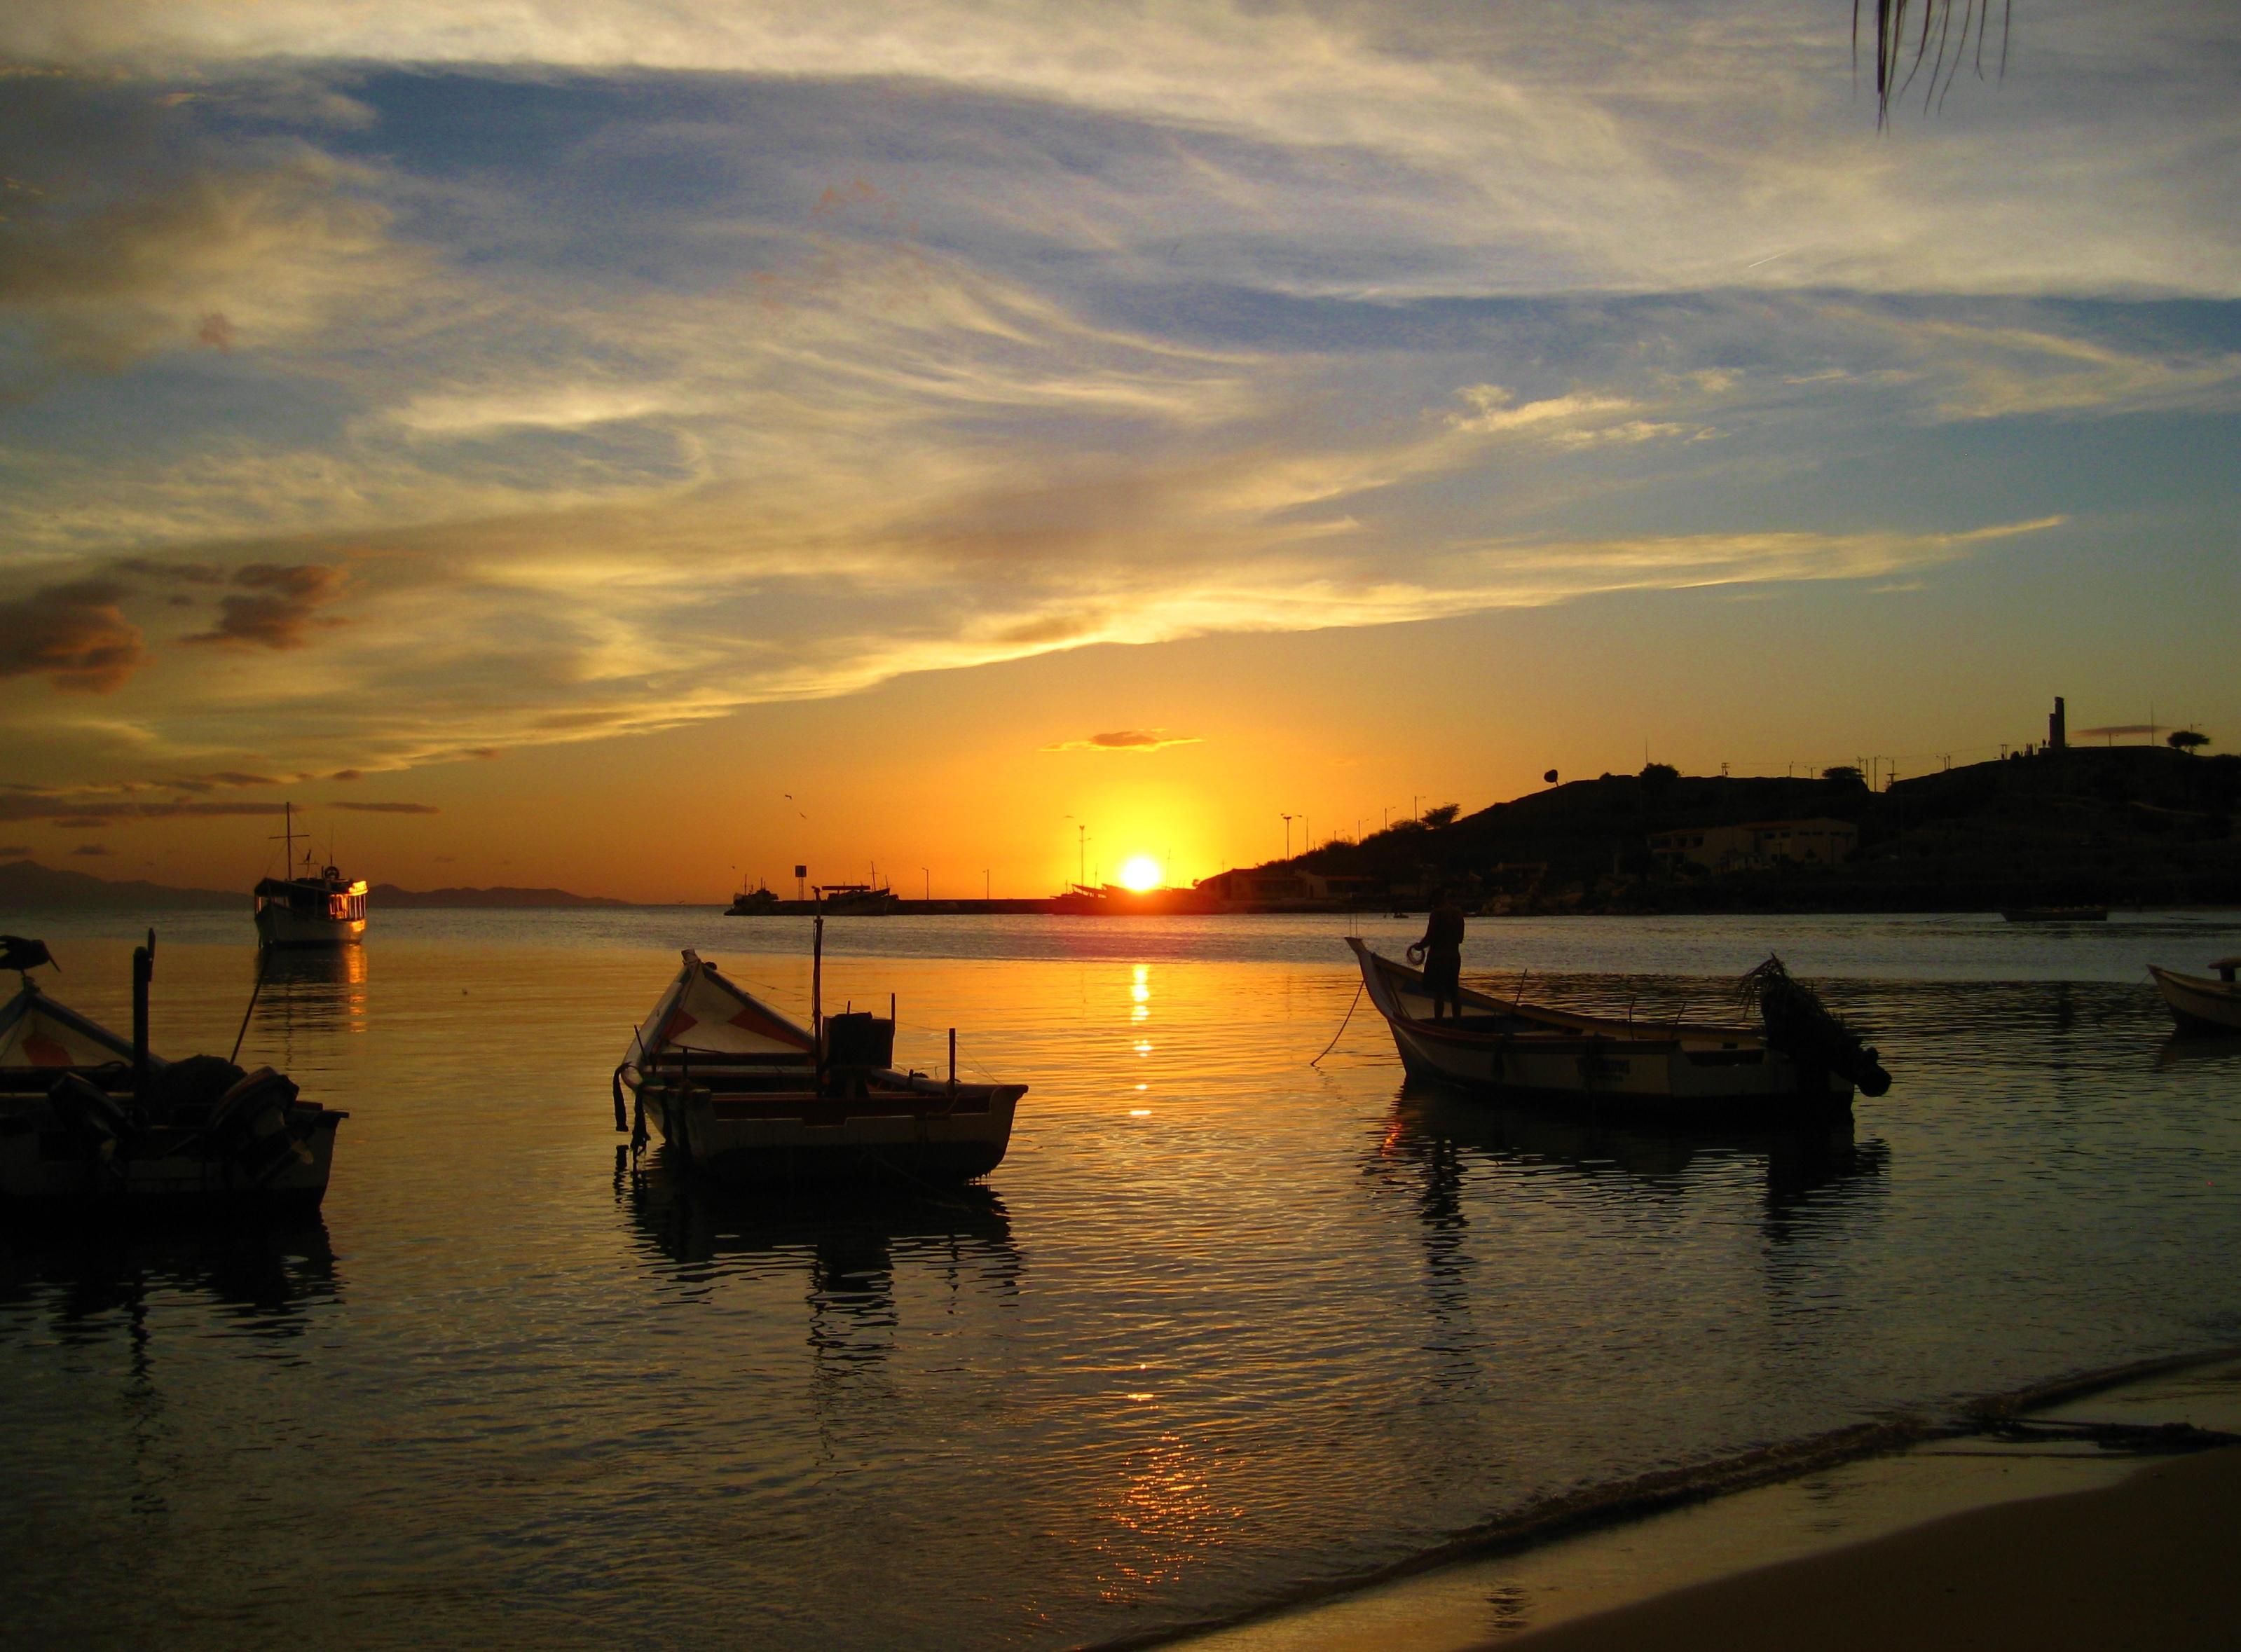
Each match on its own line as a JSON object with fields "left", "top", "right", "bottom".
{"left": 0, "top": 935, "right": 345, "bottom": 1215}
{"left": 1345, "top": 937, "right": 1888, "bottom": 1122}
{"left": 2148, "top": 958, "right": 2241, "bottom": 1035}
{"left": 252, "top": 802, "right": 367, "bottom": 948}
{"left": 615, "top": 926, "right": 1024, "bottom": 1183}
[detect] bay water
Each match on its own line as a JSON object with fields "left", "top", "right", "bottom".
{"left": 4, "top": 910, "right": 2239, "bottom": 1648}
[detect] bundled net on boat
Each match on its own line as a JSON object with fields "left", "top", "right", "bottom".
{"left": 1736, "top": 956, "right": 1891, "bottom": 1097}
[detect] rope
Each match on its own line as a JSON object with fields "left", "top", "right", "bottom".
{"left": 1309, "top": 978, "right": 1365, "bottom": 1066}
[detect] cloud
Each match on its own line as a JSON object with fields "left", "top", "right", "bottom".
{"left": 71, "top": 842, "right": 111, "bottom": 856}
{"left": 1, "top": 846, "right": 30, "bottom": 858}
{"left": 1042, "top": 729, "right": 1202, "bottom": 753}
{"left": 184, "top": 563, "right": 348, "bottom": 649}
{"left": 329, "top": 800, "right": 437, "bottom": 813}
{"left": 0, "top": 578, "right": 146, "bottom": 691}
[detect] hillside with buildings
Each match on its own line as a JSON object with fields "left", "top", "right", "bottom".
{"left": 1259, "top": 743, "right": 2241, "bottom": 914}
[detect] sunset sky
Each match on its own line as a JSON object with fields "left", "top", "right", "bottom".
{"left": 2, "top": 1, "right": 2235, "bottom": 900}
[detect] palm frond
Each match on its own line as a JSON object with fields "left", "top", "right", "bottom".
{"left": 1858, "top": 0, "right": 2011, "bottom": 127}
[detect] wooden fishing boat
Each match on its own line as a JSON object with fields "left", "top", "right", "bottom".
{"left": 253, "top": 803, "right": 367, "bottom": 948}
{"left": 1345, "top": 937, "right": 1888, "bottom": 1123}
{"left": 615, "top": 932, "right": 1024, "bottom": 1183}
{"left": 0, "top": 935, "right": 344, "bottom": 1216}
{"left": 2148, "top": 958, "right": 2241, "bottom": 1034}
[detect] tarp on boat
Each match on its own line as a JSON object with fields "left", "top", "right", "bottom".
{"left": 629, "top": 950, "right": 816, "bottom": 1062}
{"left": 0, "top": 984, "right": 154, "bottom": 1071}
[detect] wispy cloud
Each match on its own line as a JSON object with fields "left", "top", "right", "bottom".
{"left": 1041, "top": 729, "right": 1202, "bottom": 753}
{"left": 0, "top": 579, "right": 144, "bottom": 691}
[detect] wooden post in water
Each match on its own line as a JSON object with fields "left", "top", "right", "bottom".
{"left": 948, "top": 1027, "right": 957, "bottom": 1101}
{"left": 811, "top": 909, "right": 825, "bottom": 1099}
{"left": 130, "top": 929, "right": 153, "bottom": 1105}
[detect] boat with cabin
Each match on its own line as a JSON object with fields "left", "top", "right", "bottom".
{"left": 2148, "top": 958, "right": 2241, "bottom": 1034}
{"left": 0, "top": 935, "right": 345, "bottom": 1215}
{"left": 1345, "top": 937, "right": 1889, "bottom": 1123}
{"left": 253, "top": 803, "right": 367, "bottom": 948}
{"left": 615, "top": 923, "right": 1024, "bottom": 1183}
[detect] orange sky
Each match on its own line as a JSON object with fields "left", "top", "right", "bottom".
{"left": 3, "top": 4, "right": 2235, "bottom": 900}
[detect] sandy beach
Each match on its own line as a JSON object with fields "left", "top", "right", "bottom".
{"left": 1498, "top": 1443, "right": 2241, "bottom": 1651}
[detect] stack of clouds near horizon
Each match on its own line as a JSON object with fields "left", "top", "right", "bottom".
{"left": 1, "top": 0, "right": 2235, "bottom": 822}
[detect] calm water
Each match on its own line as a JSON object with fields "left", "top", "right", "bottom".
{"left": 5, "top": 910, "right": 2240, "bottom": 1648}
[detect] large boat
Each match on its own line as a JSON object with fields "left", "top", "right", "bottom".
{"left": 2148, "top": 958, "right": 2241, "bottom": 1034}
{"left": 253, "top": 802, "right": 367, "bottom": 948}
{"left": 0, "top": 935, "right": 345, "bottom": 1214}
{"left": 1345, "top": 937, "right": 1888, "bottom": 1123}
{"left": 615, "top": 929, "right": 1024, "bottom": 1183}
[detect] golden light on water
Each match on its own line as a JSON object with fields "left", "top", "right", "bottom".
{"left": 1118, "top": 855, "right": 1163, "bottom": 891}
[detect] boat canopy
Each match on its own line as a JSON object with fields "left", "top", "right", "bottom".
{"left": 630, "top": 950, "right": 816, "bottom": 1062}
{"left": 0, "top": 983, "right": 157, "bottom": 1071}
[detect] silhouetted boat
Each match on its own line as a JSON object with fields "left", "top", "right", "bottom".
{"left": 252, "top": 803, "right": 367, "bottom": 948}
{"left": 615, "top": 933, "right": 1024, "bottom": 1183}
{"left": 1345, "top": 938, "right": 1887, "bottom": 1123}
{"left": 2001, "top": 905, "right": 2108, "bottom": 923}
{"left": 0, "top": 935, "right": 344, "bottom": 1216}
{"left": 2148, "top": 958, "right": 2241, "bottom": 1034}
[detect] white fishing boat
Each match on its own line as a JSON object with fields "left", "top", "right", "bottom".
{"left": 1345, "top": 937, "right": 1888, "bottom": 1122}
{"left": 615, "top": 928, "right": 1024, "bottom": 1183}
{"left": 0, "top": 935, "right": 345, "bottom": 1215}
{"left": 252, "top": 802, "right": 367, "bottom": 949}
{"left": 2148, "top": 958, "right": 2241, "bottom": 1034}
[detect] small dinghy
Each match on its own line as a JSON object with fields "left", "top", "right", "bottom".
{"left": 2149, "top": 958, "right": 2241, "bottom": 1035}
{"left": 615, "top": 925, "right": 1024, "bottom": 1184}
{"left": 1345, "top": 937, "right": 1889, "bottom": 1124}
{"left": 0, "top": 935, "right": 345, "bottom": 1216}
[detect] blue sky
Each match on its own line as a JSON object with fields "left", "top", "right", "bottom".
{"left": 1, "top": 1, "right": 2235, "bottom": 893}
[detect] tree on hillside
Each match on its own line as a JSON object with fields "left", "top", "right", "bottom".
{"left": 1823, "top": 765, "right": 1865, "bottom": 785}
{"left": 1422, "top": 803, "right": 1461, "bottom": 829}
{"left": 2168, "top": 729, "right": 2211, "bottom": 755}
{"left": 1639, "top": 762, "right": 1679, "bottom": 792}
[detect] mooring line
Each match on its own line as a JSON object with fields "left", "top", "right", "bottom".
{"left": 1309, "top": 979, "right": 1365, "bottom": 1067}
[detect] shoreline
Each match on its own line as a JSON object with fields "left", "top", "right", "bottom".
{"left": 1136, "top": 1347, "right": 2241, "bottom": 1652}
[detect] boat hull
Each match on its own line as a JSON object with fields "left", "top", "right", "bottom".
{"left": 1348, "top": 937, "right": 1852, "bottom": 1123}
{"left": 2149, "top": 966, "right": 2241, "bottom": 1035}
{"left": 628, "top": 1071, "right": 1022, "bottom": 1184}
{"left": 254, "top": 902, "right": 366, "bottom": 949}
{"left": 0, "top": 1109, "right": 343, "bottom": 1215}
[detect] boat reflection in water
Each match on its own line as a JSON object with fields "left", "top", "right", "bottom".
{"left": 1369, "top": 1077, "right": 1888, "bottom": 1232}
{"left": 252, "top": 944, "right": 371, "bottom": 1052}
{"left": 617, "top": 1155, "right": 1021, "bottom": 1366}
{"left": 0, "top": 1217, "right": 341, "bottom": 1345}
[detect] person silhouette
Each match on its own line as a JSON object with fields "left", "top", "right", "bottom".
{"left": 1408, "top": 888, "right": 1465, "bottom": 1021}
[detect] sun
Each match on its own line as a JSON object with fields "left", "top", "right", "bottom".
{"left": 1118, "top": 855, "right": 1163, "bottom": 892}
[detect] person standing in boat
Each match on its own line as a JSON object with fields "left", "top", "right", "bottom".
{"left": 1409, "top": 888, "right": 1466, "bottom": 1021}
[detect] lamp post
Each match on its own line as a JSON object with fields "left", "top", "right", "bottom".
{"left": 922, "top": 867, "right": 931, "bottom": 900}
{"left": 1280, "top": 813, "right": 1294, "bottom": 858}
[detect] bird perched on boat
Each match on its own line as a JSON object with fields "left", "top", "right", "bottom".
{"left": 1, "top": 935, "right": 58, "bottom": 976}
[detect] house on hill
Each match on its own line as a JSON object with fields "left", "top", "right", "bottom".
{"left": 1649, "top": 818, "right": 1858, "bottom": 875}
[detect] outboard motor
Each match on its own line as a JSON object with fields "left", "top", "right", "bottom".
{"left": 821, "top": 1012, "right": 896, "bottom": 1098}
{"left": 206, "top": 1067, "right": 309, "bottom": 1181}
{"left": 1740, "top": 956, "right": 1892, "bottom": 1097}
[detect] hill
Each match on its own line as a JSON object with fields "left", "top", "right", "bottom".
{"left": 1290, "top": 745, "right": 2241, "bottom": 914}
{"left": 1, "top": 860, "right": 631, "bottom": 911}
{"left": 369, "top": 883, "right": 629, "bottom": 909}
{"left": 0, "top": 858, "right": 237, "bottom": 909}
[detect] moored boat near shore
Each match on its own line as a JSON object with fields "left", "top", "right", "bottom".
{"left": 615, "top": 933, "right": 1024, "bottom": 1183}
{"left": 1345, "top": 937, "right": 1889, "bottom": 1123}
{"left": 0, "top": 935, "right": 345, "bottom": 1216}
{"left": 2148, "top": 958, "right": 2241, "bottom": 1034}
{"left": 253, "top": 803, "right": 367, "bottom": 948}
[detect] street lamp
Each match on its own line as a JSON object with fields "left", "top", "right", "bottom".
{"left": 1280, "top": 813, "right": 1294, "bottom": 858}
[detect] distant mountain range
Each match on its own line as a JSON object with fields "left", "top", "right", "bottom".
{"left": 0, "top": 859, "right": 631, "bottom": 911}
